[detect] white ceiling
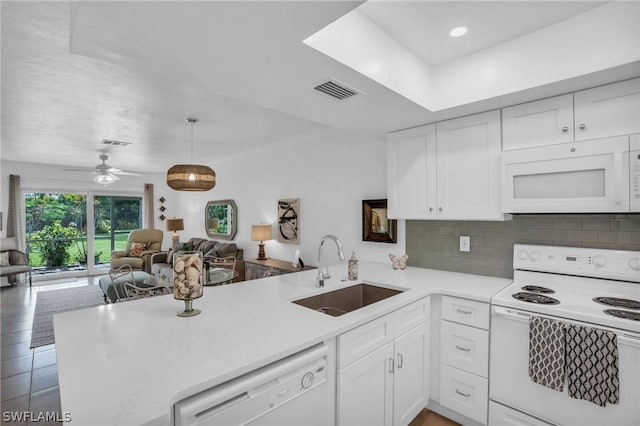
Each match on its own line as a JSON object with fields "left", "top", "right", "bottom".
{"left": 358, "top": 1, "right": 605, "bottom": 66}
{"left": 1, "top": 1, "right": 636, "bottom": 178}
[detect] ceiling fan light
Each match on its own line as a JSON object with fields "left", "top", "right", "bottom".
{"left": 94, "top": 172, "right": 119, "bottom": 185}
{"left": 167, "top": 164, "right": 216, "bottom": 191}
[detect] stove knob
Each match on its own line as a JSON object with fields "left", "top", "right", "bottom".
{"left": 301, "top": 372, "right": 314, "bottom": 389}
{"left": 529, "top": 251, "right": 541, "bottom": 262}
{"left": 629, "top": 258, "right": 640, "bottom": 271}
{"left": 592, "top": 255, "right": 607, "bottom": 268}
{"left": 517, "top": 250, "right": 528, "bottom": 260}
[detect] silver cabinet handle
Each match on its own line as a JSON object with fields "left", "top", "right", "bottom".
{"left": 397, "top": 353, "right": 403, "bottom": 369}
{"left": 578, "top": 123, "right": 586, "bottom": 130}
{"left": 455, "top": 345, "right": 471, "bottom": 352}
{"left": 388, "top": 358, "right": 394, "bottom": 373}
{"left": 429, "top": 207, "right": 433, "bottom": 212}
{"left": 438, "top": 207, "right": 443, "bottom": 212}
{"left": 456, "top": 308, "right": 472, "bottom": 315}
{"left": 570, "top": 147, "right": 576, "bottom": 153}
{"left": 455, "top": 389, "right": 471, "bottom": 398}
{"left": 561, "top": 126, "right": 569, "bottom": 132}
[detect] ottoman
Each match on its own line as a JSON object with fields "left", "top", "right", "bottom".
{"left": 98, "top": 271, "right": 154, "bottom": 303}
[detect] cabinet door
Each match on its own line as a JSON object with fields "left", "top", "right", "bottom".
{"left": 393, "top": 323, "right": 429, "bottom": 426}
{"left": 574, "top": 78, "right": 640, "bottom": 141}
{"left": 338, "top": 342, "right": 394, "bottom": 426}
{"left": 435, "top": 110, "right": 503, "bottom": 220}
{"left": 387, "top": 124, "right": 437, "bottom": 219}
{"left": 244, "top": 263, "right": 264, "bottom": 280}
{"left": 502, "top": 94, "right": 574, "bottom": 150}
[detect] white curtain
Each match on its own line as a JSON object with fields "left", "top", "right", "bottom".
{"left": 7, "top": 174, "right": 26, "bottom": 283}
{"left": 144, "top": 183, "right": 154, "bottom": 229}
{"left": 7, "top": 174, "right": 25, "bottom": 250}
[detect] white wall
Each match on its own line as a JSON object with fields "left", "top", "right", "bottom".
{"left": 0, "top": 159, "right": 176, "bottom": 252}
{"left": 169, "top": 127, "right": 406, "bottom": 271}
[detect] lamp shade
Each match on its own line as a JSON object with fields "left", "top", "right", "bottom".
{"left": 251, "top": 224, "right": 273, "bottom": 242}
{"left": 166, "top": 165, "right": 216, "bottom": 191}
{"left": 166, "top": 218, "right": 184, "bottom": 232}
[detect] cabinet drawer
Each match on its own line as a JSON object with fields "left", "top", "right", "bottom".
{"left": 440, "top": 364, "right": 488, "bottom": 425}
{"left": 441, "top": 296, "right": 489, "bottom": 329}
{"left": 395, "top": 297, "right": 429, "bottom": 336}
{"left": 338, "top": 313, "right": 394, "bottom": 368}
{"left": 440, "top": 321, "right": 489, "bottom": 377}
{"left": 489, "top": 401, "right": 554, "bottom": 426}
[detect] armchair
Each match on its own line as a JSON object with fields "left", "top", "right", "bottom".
{"left": 0, "top": 237, "right": 32, "bottom": 287}
{"left": 110, "top": 229, "right": 163, "bottom": 274}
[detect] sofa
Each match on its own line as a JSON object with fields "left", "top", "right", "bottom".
{"left": 0, "top": 237, "right": 32, "bottom": 286}
{"left": 150, "top": 237, "right": 245, "bottom": 284}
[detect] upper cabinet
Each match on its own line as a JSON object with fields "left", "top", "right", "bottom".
{"left": 388, "top": 111, "right": 507, "bottom": 221}
{"left": 503, "top": 78, "right": 640, "bottom": 150}
{"left": 574, "top": 78, "right": 640, "bottom": 141}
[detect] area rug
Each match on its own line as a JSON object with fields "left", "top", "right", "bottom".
{"left": 30, "top": 285, "right": 105, "bottom": 348}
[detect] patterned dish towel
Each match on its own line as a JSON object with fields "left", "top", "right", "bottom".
{"left": 529, "top": 316, "right": 566, "bottom": 391}
{"left": 564, "top": 323, "right": 619, "bottom": 407}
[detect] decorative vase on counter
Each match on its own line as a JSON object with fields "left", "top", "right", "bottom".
{"left": 173, "top": 251, "right": 204, "bottom": 317}
{"left": 348, "top": 252, "right": 358, "bottom": 281}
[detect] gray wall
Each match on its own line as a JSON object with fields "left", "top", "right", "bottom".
{"left": 406, "top": 214, "right": 640, "bottom": 279}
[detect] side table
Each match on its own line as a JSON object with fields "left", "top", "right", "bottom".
{"left": 244, "top": 258, "right": 316, "bottom": 280}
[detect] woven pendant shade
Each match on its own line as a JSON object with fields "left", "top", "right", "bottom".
{"left": 167, "top": 117, "right": 216, "bottom": 191}
{"left": 167, "top": 164, "right": 216, "bottom": 191}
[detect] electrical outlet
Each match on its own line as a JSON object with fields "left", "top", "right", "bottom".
{"left": 460, "top": 236, "right": 471, "bottom": 252}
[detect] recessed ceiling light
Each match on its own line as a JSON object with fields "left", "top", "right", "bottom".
{"left": 449, "top": 26, "right": 468, "bottom": 38}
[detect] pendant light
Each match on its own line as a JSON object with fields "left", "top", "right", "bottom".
{"left": 167, "top": 118, "right": 216, "bottom": 191}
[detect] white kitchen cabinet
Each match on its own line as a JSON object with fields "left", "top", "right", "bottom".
{"left": 387, "top": 124, "right": 436, "bottom": 219}
{"left": 338, "top": 342, "right": 395, "bottom": 426}
{"left": 574, "top": 78, "right": 640, "bottom": 141}
{"left": 435, "top": 110, "right": 503, "bottom": 220}
{"left": 502, "top": 78, "right": 640, "bottom": 150}
{"left": 502, "top": 94, "right": 574, "bottom": 150}
{"left": 387, "top": 111, "right": 505, "bottom": 220}
{"left": 337, "top": 297, "right": 429, "bottom": 426}
{"left": 438, "top": 297, "right": 490, "bottom": 425}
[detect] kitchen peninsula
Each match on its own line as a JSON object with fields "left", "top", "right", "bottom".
{"left": 54, "top": 262, "right": 510, "bottom": 425}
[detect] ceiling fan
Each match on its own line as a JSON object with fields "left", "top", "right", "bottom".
{"left": 64, "top": 154, "right": 141, "bottom": 185}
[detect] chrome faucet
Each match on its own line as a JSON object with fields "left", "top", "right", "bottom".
{"left": 316, "top": 234, "right": 345, "bottom": 287}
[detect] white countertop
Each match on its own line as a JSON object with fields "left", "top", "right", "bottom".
{"left": 54, "top": 261, "right": 511, "bottom": 425}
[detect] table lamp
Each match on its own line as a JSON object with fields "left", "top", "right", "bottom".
{"left": 166, "top": 218, "right": 184, "bottom": 249}
{"left": 251, "top": 224, "right": 273, "bottom": 260}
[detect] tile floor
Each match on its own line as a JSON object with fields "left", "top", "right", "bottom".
{"left": 1, "top": 277, "right": 100, "bottom": 426}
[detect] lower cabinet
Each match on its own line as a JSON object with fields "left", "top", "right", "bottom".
{"left": 337, "top": 297, "right": 429, "bottom": 426}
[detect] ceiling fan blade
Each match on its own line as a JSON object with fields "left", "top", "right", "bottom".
{"left": 113, "top": 171, "right": 144, "bottom": 176}
{"left": 63, "top": 167, "right": 97, "bottom": 172}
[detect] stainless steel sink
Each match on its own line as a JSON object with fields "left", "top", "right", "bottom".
{"left": 292, "top": 283, "right": 404, "bottom": 317}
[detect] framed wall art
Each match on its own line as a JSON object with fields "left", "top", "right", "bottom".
{"left": 277, "top": 198, "right": 299, "bottom": 244}
{"left": 362, "top": 199, "right": 397, "bottom": 243}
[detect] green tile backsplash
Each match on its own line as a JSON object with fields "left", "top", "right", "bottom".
{"left": 406, "top": 214, "right": 640, "bottom": 279}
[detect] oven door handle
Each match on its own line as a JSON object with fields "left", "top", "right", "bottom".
{"left": 491, "top": 306, "right": 531, "bottom": 324}
{"left": 492, "top": 307, "right": 640, "bottom": 347}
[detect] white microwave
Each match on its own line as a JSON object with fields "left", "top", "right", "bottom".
{"left": 502, "top": 134, "right": 639, "bottom": 213}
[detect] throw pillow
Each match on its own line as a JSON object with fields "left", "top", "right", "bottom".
{"left": 129, "top": 243, "right": 149, "bottom": 258}
{"left": 0, "top": 252, "right": 10, "bottom": 266}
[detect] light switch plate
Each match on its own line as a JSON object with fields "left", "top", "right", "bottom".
{"left": 460, "top": 236, "right": 471, "bottom": 252}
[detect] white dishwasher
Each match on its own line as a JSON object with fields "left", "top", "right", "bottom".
{"left": 174, "top": 343, "right": 333, "bottom": 426}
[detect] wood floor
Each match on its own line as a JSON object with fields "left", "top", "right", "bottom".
{"left": 410, "top": 409, "right": 461, "bottom": 426}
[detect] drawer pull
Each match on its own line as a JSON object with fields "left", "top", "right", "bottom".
{"left": 455, "top": 389, "right": 471, "bottom": 398}
{"left": 456, "top": 308, "right": 472, "bottom": 315}
{"left": 388, "top": 358, "right": 394, "bottom": 373}
{"left": 397, "top": 353, "right": 403, "bottom": 369}
{"left": 455, "top": 345, "right": 471, "bottom": 352}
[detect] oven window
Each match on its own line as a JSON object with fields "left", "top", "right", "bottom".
{"left": 513, "top": 169, "right": 605, "bottom": 199}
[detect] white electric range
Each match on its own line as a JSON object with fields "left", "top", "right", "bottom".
{"left": 489, "top": 244, "right": 640, "bottom": 426}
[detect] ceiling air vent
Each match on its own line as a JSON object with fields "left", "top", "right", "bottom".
{"left": 314, "top": 79, "right": 360, "bottom": 100}
{"left": 102, "top": 139, "right": 132, "bottom": 147}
